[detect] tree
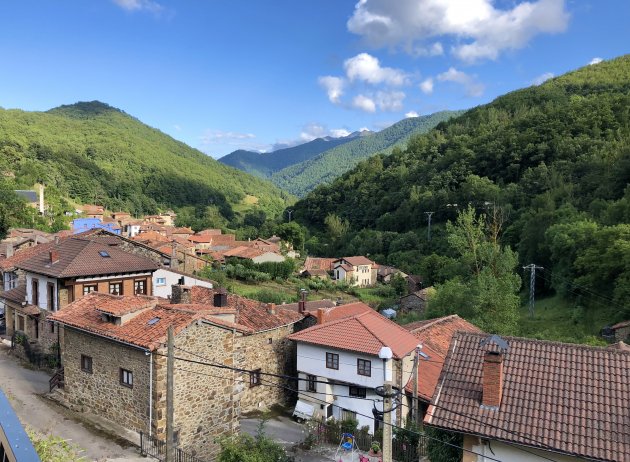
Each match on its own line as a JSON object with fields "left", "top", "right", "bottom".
{"left": 324, "top": 213, "right": 349, "bottom": 240}
{"left": 428, "top": 206, "right": 521, "bottom": 334}
{"left": 275, "top": 222, "right": 306, "bottom": 251}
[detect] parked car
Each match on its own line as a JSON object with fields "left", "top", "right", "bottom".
{"left": 292, "top": 400, "right": 314, "bottom": 423}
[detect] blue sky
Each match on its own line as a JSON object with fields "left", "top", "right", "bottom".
{"left": 0, "top": 1, "right": 628, "bottom": 158}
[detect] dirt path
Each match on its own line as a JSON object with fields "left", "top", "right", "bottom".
{"left": 0, "top": 343, "right": 146, "bottom": 461}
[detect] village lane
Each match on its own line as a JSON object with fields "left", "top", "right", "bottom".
{"left": 0, "top": 342, "right": 146, "bottom": 461}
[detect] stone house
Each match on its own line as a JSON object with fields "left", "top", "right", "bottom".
{"left": 398, "top": 287, "right": 432, "bottom": 315}
{"left": 610, "top": 320, "right": 630, "bottom": 342}
{"left": 2, "top": 235, "right": 158, "bottom": 355}
{"left": 50, "top": 286, "right": 304, "bottom": 460}
{"left": 332, "top": 256, "right": 377, "bottom": 287}
{"left": 424, "top": 332, "right": 630, "bottom": 462}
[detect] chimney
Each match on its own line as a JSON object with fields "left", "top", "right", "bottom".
{"left": 54, "top": 235, "right": 60, "bottom": 245}
{"left": 482, "top": 351, "right": 504, "bottom": 409}
{"left": 267, "top": 303, "right": 276, "bottom": 315}
{"left": 6, "top": 243, "right": 13, "bottom": 258}
{"left": 317, "top": 308, "right": 327, "bottom": 325}
{"left": 298, "top": 290, "right": 307, "bottom": 313}
{"left": 213, "top": 289, "right": 227, "bottom": 307}
{"left": 49, "top": 250, "right": 60, "bottom": 264}
{"left": 171, "top": 285, "right": 192, "bottom": 304}
{"left": 39, "top": 184, "right": 44, "bottom": 215}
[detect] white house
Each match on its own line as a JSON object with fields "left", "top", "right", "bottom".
{"left": 152, "top": 268, "right": 214, "bottom": 299}
{"left": 288, "top": 304, "right": 419, "bottom": 433}
{"left": 333, "top": 256, "right": 377, "bottom": 287}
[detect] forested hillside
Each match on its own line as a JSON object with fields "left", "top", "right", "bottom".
{"left": 271, "top": 111, "right": 462, "bottom": 196}
{"left": 218, "top": 132, "right": 367, "bottom": 178}
{"left": 293, "top": 56, "right": 630, "bottom": 337}
{"left": 0, "top": 101, "right": 292, "bottom": 232}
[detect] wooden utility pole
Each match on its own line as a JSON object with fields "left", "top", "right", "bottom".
{"left": 166, "top": 326, "right": 174, "bottom": 462}
{"left": 412, "top": 348, "right": 419, "bottom": 426}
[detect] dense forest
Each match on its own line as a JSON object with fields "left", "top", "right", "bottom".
{"left": 0, "top": 101, "right": 292, "bottom": 233}
{"left": 271, "top": 111, "right": 462, "bottom": 196}
{"left": 292, "top": 56, "right": 630, "bottom": 337}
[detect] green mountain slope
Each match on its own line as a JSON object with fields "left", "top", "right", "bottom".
{"left": 218, "top": 132, "right": 367, "bottom": 178}
{"left": 294, "top": 56, "right": 630, "bottom": 334}
{"left": 0, "top": 101, "right": 291, "bottom": 222}
{"left": 271, "top": 111, "right": 463, "bottom": 196}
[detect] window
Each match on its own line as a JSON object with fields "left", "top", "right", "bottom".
{"left": 250, "top": 369, "right": 261, "bottom": 387}
{"left": 268, "top": 338, "right": 273, "bottom": 344}
{"left": 49, "top": 322, "right": 55, "bottom": 334}
{"left": 349, "top": 386, "right": 367, "bottom": 398}
{"left": 99, "top": 250, "right": 111, "bottom": 258}
{"left": 357, "top": 359, "right": 371, "bottom": 377}
{"left": 120, "top": 368, "right": 133, "bottom": 388}
{"left": 156, "top": 277, "right": 167, "bottom": 286}
{"left": 326, "top": 352, "right": 339, "bottom": 370}
{"left": 81, "top": 355, "right": 93, "bottom": 373}
{"left": 32, "top": 278, "right": 39, "bottom": 306}
{"left": 18, "top": 315, "right": 24, "bottom": 332}
{"left": 307, "top": 374, "right": 317, "bottom": 392}
{"left": 341, "top": 409, "right": 357, "bottom": 421}
{"left": 134, "top": 279, "right": 147, "bottom": 295}
{"left": 83, "top": 285, "right": 97, "bottom": 296}
{"left": 47, "top": 283, "right": 55, "bottom": 311}
{"left": 109, "top": 282, "right": 122, "bottom": 295}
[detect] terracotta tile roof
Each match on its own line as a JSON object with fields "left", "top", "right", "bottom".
{"left": 403, "top": 315, "right": 483, "bottom": 401}
{"left": 0, "top": 240, "right": 58, "bottom": 270}
{"left": 336, "top": 256, "right": 374, "bottom": 267}
{"left": 611, "top": 320, "right": 630, "bottom": 329}
{"left": 93, "top": 294, "right": 157, "bottom": 316}
{"left": 188, "top": 234, "right": 214, "bottom": 243}
{"left": 222, "top": 246, "right": 266, "bottom": 259}
{"left": 338, "top": 264, "right": 354, "bottom": 272}
{"left": 19, "top": 304, "right": 42, "bottom": 316}
{"left": 50, "top": 293, "right": 217, "bottom": 350}
{"left": 281, "top": 299, "right": 337, "bottom": 314}
{"left": 288, "top": 309, "right": 419, "bottom": 359}
{"left": 608, "top": 341, "right": 630, "bottom": 352}
{"left": 15, "top": 237, "right": 158, "bottom": 278}
{"left": 0, "top": 284, "right": 27, "bottom": 304}
{"left": 323, "top": 302, "right": 374, "bottom": 322}
{"left": 302, "top": 257, "right": 336, "bottom": 272}
{"left": 425, "top": 332, "right": 630, "bottom": 462}
{"left": 133, "top": 231, "right": 170, "bottom": 242}
{"left": 189, "top": 286, "right": 304, "bottom": 332}
{"left": 303, "top": 269, "right": 329, "bottom": 277}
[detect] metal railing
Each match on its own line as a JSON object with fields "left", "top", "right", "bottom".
{"left": 139, "top": 432, "right": 207, "bottom": 462}
{"left": 49, "top": 368, "right": 64, "bottom": 393}
{"left": 0, "top": 389, "right": 41, "bottom": 462}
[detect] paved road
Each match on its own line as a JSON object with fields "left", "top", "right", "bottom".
{"left": 0, "top": 343, "right": 146, "bottom": 461}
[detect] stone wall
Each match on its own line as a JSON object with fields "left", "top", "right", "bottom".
{"left": 399, "top": 294, "right": 426, "bottom": 315}
{"left": 153, "top": 321, "right": 239, "bottom": 461}
{"left": 614, "top": 325, "right": 630, "bottom": 342}
{"left": 237, "top": 325, "right": 296, "bottom": 413}
{"left": 61, "top": 328, "right": 152, "bottom": 433}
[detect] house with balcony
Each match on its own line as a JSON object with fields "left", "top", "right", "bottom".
{"left": 288, "top": 304, "right": 420, "bottom": 432}
{"left": 332, "top": 256, "right": 377, "bottom": 287}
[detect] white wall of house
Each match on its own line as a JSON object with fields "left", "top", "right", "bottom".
{"left": 152, "top": 268, "right": 213, "bottom": 299}
{"left": 251, "top": 252, "right": 285, "bottom": 264}
{"left": 25, "top": 272, "right": 58, "bottom": 311}
{"left": 468, "top": 437, "right": 582, "bottom": 462}
{"left": 354, "top": 265, "right": 372, "bottom": 287}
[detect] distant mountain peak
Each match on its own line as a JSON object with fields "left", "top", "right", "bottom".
{"left": 47, "top": 100, "right": 124, "bottom": 118}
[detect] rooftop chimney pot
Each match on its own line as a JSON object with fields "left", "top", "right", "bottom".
{"left": 267, "top": 303, "right": 276, "bottom": 315}
{"left": 482, "top": 350, "right": 504, "bottom": 409}
{"left": 49, "top": 249, "right": 60, "bottom": 264}
{"left": 317, "top": 308, "right": 327, "bottom": 325}
{"left": 213, "top": 289, "right": 228, "bottom": 308}
{"left": 6, "top": 243, "right": 14, "bottom": 258}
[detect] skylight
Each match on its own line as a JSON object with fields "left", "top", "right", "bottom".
{"left": 147, "top": 317, "right": 161, "bottom": 326}
{"left": 99, "top": 250, "right": 111, "bottom": 258}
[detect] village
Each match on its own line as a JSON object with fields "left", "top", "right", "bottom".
{"left": 0, "top": 205, "right": 628, "bottom": 462}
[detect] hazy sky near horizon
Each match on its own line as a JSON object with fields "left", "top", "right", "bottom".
{"left": 0, "top": 0, "right": 628, "bottom": 158}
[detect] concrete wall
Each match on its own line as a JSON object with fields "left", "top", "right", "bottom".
{"left": 25, "top": 272, "right": 58, "bottom": 311}
{"left": 152, "top": 269, "right": 213, "bottom": 299}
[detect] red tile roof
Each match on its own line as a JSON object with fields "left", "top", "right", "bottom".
{"left": 189, "top": 287, "right": 304, "bottom": 332}
{"left": 280, "top": 299, "right": 337, "bottom": 313}
{"left": 425, "top": 332, "right": 630, "bottom": 462}
{"left": 611, "top": 320, "right": 630, "bottom": 329}
{"left": 336, "top": 256, "right": 374, "bottom": 266}
{"left": 288, "top": 309, "right": 419, "bottom": 359}
{"left": 0, "top": 284, "right": 27, "bottom": 304}
{"left": 323, "top": 302, "right": 374, "bottom": 322}
{"left": 403, "top": 315, "right": 483, "bottom": 401}
{"left": 15, "top": 237, "right": 158, "bottom": 278}
{"left": 0, "top": 240, "right": 57, "bottom": 270}
{"left": 49, "top": 292, "right": 243, "bottom": 350}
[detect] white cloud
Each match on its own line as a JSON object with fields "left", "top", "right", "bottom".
{"left": 532, "top": 72, "right": 554, "bottom": 85}
{"left": 405, "top": 111, "right": 419, "bottom": 118}
{"left": 318, "top": 76, "right": 345, "bottom": 104}
{"left": 347, "top": 0, "right": 570, "bottom": 63}
{"left": 200, "top": 130, "right": 256, "bottom": 145}
{"left": 330, "top": 128, "right": 352, "bottom": 138}
{"left": 375, "top": 90, "right": 406, "bottom": 111}
{"left": 344, "top": 53, "right": 408, "bottom": 86}
{"left": 413, "top": 42, "right": 444, "bottom": 57}
{"left": 588, "top": 57, "right": 603, "bottom": 65}
{"left": 419, "top": 77, "right": 434, "bottom": 95}
{"left": 112, "top": 0, "right": 163, "bottom": 13}
{"left": 352, "top": 94, "right": 377, "bottom": 113}
{"left": 437, "top": 67, "right": 485, "bottom": 97}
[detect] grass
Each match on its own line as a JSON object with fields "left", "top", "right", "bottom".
{"left": 516, "top": 293, "right": 614, "bottom": 345}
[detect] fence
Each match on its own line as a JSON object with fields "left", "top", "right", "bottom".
{"left": 11, "top": 332, "right": 60, "bottom": 369}
{"left": 139, "top": 432, "right": 207, "bottom": 462}
{"left": 312, "top": 421, "right": 427, "bottom": 462}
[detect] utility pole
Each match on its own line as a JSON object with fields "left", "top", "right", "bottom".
{"left": 166, "top": 326, "right": 174, "bottom": 462}
{"left": 424, "top": 212, "right": 434, "bottom": 241}
{"left": 411, "top": 347, "right": 419, "bottom": 426}
{"left": 286, "top": 209, "right": 294, "bottom": 222}
{"left": 379, "top": 347, "right": 393, "bottom": 462}
{"left": 523, "top": 264, "right": 543, "bottom": 318}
